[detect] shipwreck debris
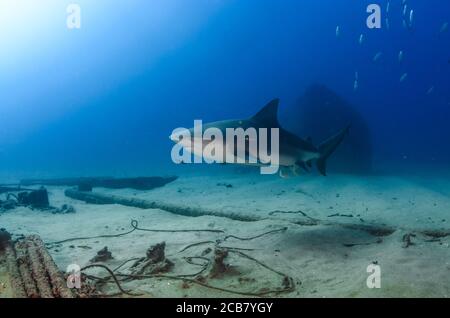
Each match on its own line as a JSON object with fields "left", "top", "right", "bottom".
{"left": 216, "top": 183, "right": 233, "bottom": 188}
{"left": 0, "top": 233, "right": 74, "bottom": 298}
{"left": 78, "top": 182, "right": 93, "bottom": 192}
{"left": 201, "top": 247, "right": 212, "bottom": 256}
{"left": 1, "top": 186, "right": 75, "bottom": 214}
{"left": 0, "top": 228, "right": 12, "bottom": 250}
{"left": 64, "top": 189, "right": 450, "bottom": 249}
{"left": 64, "top": 189, "right": 448, "bottom": 239}
{"left": 209, "top": 248, "right": 236, "bottom": 278}
{"left": 146, "top": 242, "right": 166, "bottom": 263}
{"left": 131, "top": 242, "right": 174, "bottom": 275}
{"left": 343, "top": 238, "right": 382, "bottom": 247}
{"left": 65, "top": 188, "right": 260, "bottom": 221}
{"left": 90, "top": 246, "right": 114, "bottom": 263}
{"left": 402, "top": 233, "right": 416, "bottom": 248}
{"left": 21, "top": 176, "right": 178, "bottom": 191}
{"left": 43, "top": 219, "right": 296, "bottom": 297}
{"left": 420, "top": 230, "right": 450, "bottom": 238}
{"left": 0, "top": 198, "right": 17, "bottom": 211}
{"left": 54, "top": 204, "right": 76, "bottom": 214}
{"left": 0, "top": 186, "right": 33, "bottom": 194}
{"left": 342, "top": 223, "right": 396, "bottom": 237}
{"left": 18, "top": 188, "right": 49, "bottom": 208}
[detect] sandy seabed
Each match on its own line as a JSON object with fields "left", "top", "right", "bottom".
{"left": 1, "top": 172, "right": 450, "bottom": 298}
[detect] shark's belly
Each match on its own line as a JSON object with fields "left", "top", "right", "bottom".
{"left": 278, "top": 145, "right": 302, "bottom": 166}
{"left": 279, "top": 145, "right": 320, "bottom": 166}
{"left": 297, "top": 151, "right": 320, "bottom": 162}
{"left": 278, "top": 154, "right": 297, "bottom": 167}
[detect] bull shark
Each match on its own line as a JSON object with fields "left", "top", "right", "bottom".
{"left": 170, "top": 99, "right": 349, "bottom": 176}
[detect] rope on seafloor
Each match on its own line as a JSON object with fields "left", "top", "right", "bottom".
{"left": 83, "top": 250, "right": 295, "bottom": 297}
{"left": 176, "top": 226, "right": 288, "bottom": 253}
{"left": 223, "top": 226, "right": 288, "bottom": 241}
{"left": 42, "top": 214, "right": 292, "bottom": 297}
{"left": 81, "top": 264, "right": 143, "bottom": 297}
{"left": 61, "top": 218, "right": 293, "bottom": 297}
{"left": 46, "top": 220, "right": 224, "bottom": 245}
{"left": 114, "top": 272, "right": 294, "bottom": 297}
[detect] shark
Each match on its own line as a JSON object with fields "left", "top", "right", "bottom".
{"left": 170, "top": 99, "right": 349, "bottom": 176}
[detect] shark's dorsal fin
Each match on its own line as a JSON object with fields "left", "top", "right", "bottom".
{"left": 251, "top": 98, "right": 280, "bottom": 127}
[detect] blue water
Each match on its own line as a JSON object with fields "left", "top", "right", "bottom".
{"left": 0, "top": 0, "right": 449, "bottom": 180}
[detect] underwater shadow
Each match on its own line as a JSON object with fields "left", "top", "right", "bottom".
{"left": 283, "top": 84, "right": 373, "bottom": 175}
{"left": 282, "top": 225, "right": 383, "bottom": 254}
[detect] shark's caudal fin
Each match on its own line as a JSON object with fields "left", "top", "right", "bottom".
{"left": 251, "top": 98, "right": 280, "bottom": 127}
{"left": 316, "top": 125, "right": 350, "bottom": 176}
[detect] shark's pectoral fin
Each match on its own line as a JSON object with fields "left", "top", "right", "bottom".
{"left": 279, "top": 165, "right": 302, "bottom": 178}
{"left": 279, "top": 166, "right": 294, "bottom": 178}
{"left": 292, "top": 165, "right": 301, "bottom": 176}
{"left": 296, "top": 161, "right": 310, "bottom": 172}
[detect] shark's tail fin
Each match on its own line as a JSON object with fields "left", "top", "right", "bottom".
{"left": 316, "top": 125, "right": 350, "bottom": 176}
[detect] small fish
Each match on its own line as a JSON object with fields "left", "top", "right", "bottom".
{"left": 400, "top": 73, "right": 408, "bottom": 82}
{"left": 409, "top": 10, "right": 414, "bottom": 27}
{"left": 373, "top": 52, "right": 382, "bottom": 62}
{"left": 398, "top": 50, "right": 404, "bottom": 62}
{"left": 336, "top": 25, "right": 340, "bottom": 37}
{"left": 353, "top": 80, "right": 359, "bottom": 91}
{"left": 403, "top": 5, "right": 408, "bottom": 17}
{"left": 440, "top": 22, "right": 448, "bottom": 33}
{"left": 386, "top": 18, "right": 390, "bottom": 30}
{"left": 427, "top": 86, "right": 434, "bottom": 95}
{"left": 402, "top": 19, "right": 407, "bottom": 29}
{"left": 386, "top": 1, "right": 390, "bottom": 13}
{"left": 359, "top": 34, "right": 364, "bottom": 45}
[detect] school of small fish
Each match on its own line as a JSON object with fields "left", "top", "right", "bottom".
{"left": 334, "top": 0, "right": 448, "bottom": 95}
